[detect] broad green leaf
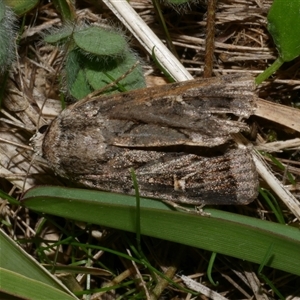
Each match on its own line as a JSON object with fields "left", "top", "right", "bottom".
{"left": 3, "top": 0, "right": 38, "bottom": 15}
{"left": 44, "top": 26, "right": 74, "bottom": 44}
{"left": 267, "top": 0, "right": 300, "bottom": 62}
{"left": 22, "top": 186, "right": 300, "bottom": 277}
{"left": 0, "top": 1, "right": 17, "bottom": 73}
{"left": 0, "top": 1, "right": 5, "bottom": 20}
{"left": 73, "top": 26, "right": 127, "bottom": 57}
{"left": 65, "top": 49, "right": 145, "bottom": 99}
{"left": 85, "top": 51, "right": 146, "bottom": 92}
{"left": 65, "top": 50, "right": 92, "bottom": 99}
{"left": 256, "top": 0, "right": 300, "bottom": 83}
{"left": 0, "top": 229, "right": 78, "bottom": 299}
{"left": 69, "top": 69, "right": 92, "bottom": 99}
{"left": 44, "top": 24, "right": 145, "bottom": 99}
{"left": 0, "top": 269, "right": 77, "bottom": 300}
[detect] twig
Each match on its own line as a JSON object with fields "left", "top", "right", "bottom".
{"left": 204, "top": 0, "right": 217, "bottom": 78}
{"left": 102, "top": 0, "right": 192, "bottom": 81}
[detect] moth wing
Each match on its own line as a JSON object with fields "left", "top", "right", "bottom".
{"left": 104, "top": 98, "right": 250, "bottom": 147}
{"left": 71, "top": 74, "right": 254, "bottom": 148}
{"left": 108, "top": 119, "right": 247, "bottom": 148}
{"left": 75, "top": 148, "right": 258, "bottom": 205}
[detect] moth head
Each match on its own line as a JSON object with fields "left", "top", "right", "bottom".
{"left": 30, "top": 125, "right": 49, "bottom": 157}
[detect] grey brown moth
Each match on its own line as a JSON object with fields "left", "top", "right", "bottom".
{"left": 31, "top": 74, "right": 258, "bottom": 205}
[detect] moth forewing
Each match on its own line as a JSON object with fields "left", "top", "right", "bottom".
{"left": 75, "top": 147, "right": 258, "bottom": 205}
{"left": 31, "top": 74, "right": 259, "bottom": 205}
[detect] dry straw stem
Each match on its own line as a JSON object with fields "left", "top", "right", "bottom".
{"left": 255, "top": 97, "right": 300, "bottom": 132}
{"left": 181, "top": 275, "right": 227, "bottom": 300}
{"left": 102, "top": 0, "right": 191, "bottom": 81}
{"left": 256, "top": 138, "right": 300, "bottom": 153}
{"left": 104, "top": 0, "right": 300, "bottom": 219}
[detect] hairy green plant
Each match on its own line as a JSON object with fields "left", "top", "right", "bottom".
{"left": 0, "top": 0, "right": 17, "bottom": 73}
{"left": 2, "top": 0, "right": 38, "bottom": 15}
{"left": 44, "top": 24, "right": 146, "bottom": 100}
{"left": 256, "top": 0, "right": 300, "bottom": 84}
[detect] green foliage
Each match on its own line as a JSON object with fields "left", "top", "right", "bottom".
{"left": 2, "top": 0, "right": 38, "bottom": 15}
{"left": 65, "top": 50, "right": 92, "bottom": 99}
{"left": 44, "top": 24, "right": 146, "bottom": 100}
{"left": 44, "top": 25, "right": 74, "bottom": 44}
{"left": 73, "top": 26, "right": 127, "bottom": 56}
{"left": 0, "top": 0, "right": 17, "bottom": 73}
{"left": 267, "top": 0, "right": 300, "bottom": 62}
{"left": 22, "top": 186, "right": 300, "bottom": 277}
{"left": 51, "top": 0, "right": 76, "bottom": 22}
{"left": 85, "top": 50, "right": 145, "bottom": 92}
{"left": 0, "top": 230, "right": 78, "bottom": 299}
{"left": 256, "top": 0, "right": 300, "bottom": 84}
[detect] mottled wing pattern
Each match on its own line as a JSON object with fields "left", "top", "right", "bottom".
{"left": 75, "top": 147, "right": 258, "bottom": 205}
{"left": 70, "top": 74, "right": 255, "bottom": 148}
{"left": 32, "top": 74, "right": 258, "bottom": 205}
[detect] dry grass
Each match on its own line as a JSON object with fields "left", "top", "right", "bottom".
{"left": 1, "top": 0, "right": 300, "bottom": 299}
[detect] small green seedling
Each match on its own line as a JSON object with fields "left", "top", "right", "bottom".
{"left": 256, "top": 0, "right": 300, "bottom": 84}
{"left": 44, "top": 24, "right": 146, "bottom": 100}
{"left": 0, "top": 1, "right": 17, "bottom": 73}
{"left": 2, "top": 0, "right": 39, "bottom": 15}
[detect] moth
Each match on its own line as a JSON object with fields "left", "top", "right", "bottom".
{"left": 31, "top": 74, "right": 258, "bottom": 205}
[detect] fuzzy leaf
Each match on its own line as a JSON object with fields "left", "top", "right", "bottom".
{"left": 0, "top": 2, "right": 17, "bottom": 73}
{"left": 44, "top": 26, "right": 74, "bottom": 44}
{"left": 267, "top": 0, "right": 300, "bottom": 62}
{"left": 73, "top": 26, "right": 127, "bottom": 57}
{"left": 3, "top": 0, "right": 38, "bottom": 15}
{"left": 65, "top": 50, "right": 92, "bottom": 99}
{"left": 85, "top": 51, "right": 146, "bottom": 92}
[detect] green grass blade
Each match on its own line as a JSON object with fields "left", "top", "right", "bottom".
{"left": 22, "top": 186, "right": 300, "bottom": 276}
{"left": 0, "top": 268, "right": 77, "bottom": 300}
{"left": 3, "top": 0, "right": 38, "bottom": 16}
{"left": 0, "top": 229, "right": 78, "bottom": 299}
